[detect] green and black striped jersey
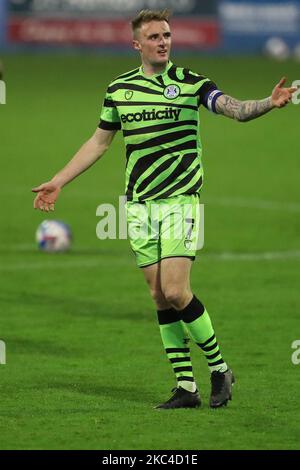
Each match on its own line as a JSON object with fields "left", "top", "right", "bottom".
{"left": 99, "top": 61, "right": 223, "bottom": 202}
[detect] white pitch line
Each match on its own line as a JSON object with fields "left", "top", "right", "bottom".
{"left": 203, "top": 250, "right": 300, "bottom": 261}
{"left": 0, "top": 259, "right": 103, "bottom": 271}
{"left": 1, "top": 250, "right": 300, "bottom": 271}
{"left": 206, "top": 197, "right": 300, "bottom": 213}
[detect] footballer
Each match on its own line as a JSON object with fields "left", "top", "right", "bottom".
{"left": 32, "top": 10, "right": 297, "bottom": 409}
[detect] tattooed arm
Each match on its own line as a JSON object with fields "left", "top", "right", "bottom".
{"left": 215, "top": 77, "right": 297, "bottom": 122}
{"left": 215, "top": 95, "right": 274, "bottom": 122}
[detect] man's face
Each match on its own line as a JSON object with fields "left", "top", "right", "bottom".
{"left": 133, "top": 20, "right": 171, "bottom": 67}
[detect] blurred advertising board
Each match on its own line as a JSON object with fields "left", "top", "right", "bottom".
{"left": 8, "top": 0, "right": 218, "bottom": 15}
{"left": 219, "top": 0, "right": 300, "bottom": 51}
{"left": 8, "top": 18, "right": 219, "bottom": 48}
{"left": 0, "top": 1, "right": 7, "bottom": 46}
{"left": 7, "top": 0, "right": 219, "bottom": 48}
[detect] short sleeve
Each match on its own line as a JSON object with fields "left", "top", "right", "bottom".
{"left": 98, "top": 89, "right": 121, "bottom": 130}
{"left": 197, "top": 80, "right": 224, "bottom": 114}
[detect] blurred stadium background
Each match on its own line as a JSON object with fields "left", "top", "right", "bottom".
{"left": 0, "top": 0, "right": 300, "bottom": 450}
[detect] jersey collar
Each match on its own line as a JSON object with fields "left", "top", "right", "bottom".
{"left": 139, "top": 60, "right": 173, "bottom": 79}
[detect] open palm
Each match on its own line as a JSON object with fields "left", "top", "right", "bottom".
{"left": 32, "top": 182, "right": 61, "bottom": 212}
{"left": 272, "top": 77, "right": 297, "bottom": 108}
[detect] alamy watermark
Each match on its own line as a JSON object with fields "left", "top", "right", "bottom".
{"left": 96, "top": 196, "right": 205, "bottom": 250}
{"left": 0, "top": 80, "right": 6, "bottom": 104}
{"left": 292, "top": 80, "right": 300, "bottom": 105}
{"left": 0, "top": 340, "right": 6, "bottom": 364}
{"left": 291, "top": 340, "right": 300, "bottom": 365}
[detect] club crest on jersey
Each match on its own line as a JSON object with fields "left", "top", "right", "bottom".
{"left": 125, "top": 90, "right": 133, "bottom": 100}
{"left": 164, "top": 84, "right": 180, "bottom": 100}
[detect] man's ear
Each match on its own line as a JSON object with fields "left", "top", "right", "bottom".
{"left": 132, "top": 40, "right": 141, "bottom": 52}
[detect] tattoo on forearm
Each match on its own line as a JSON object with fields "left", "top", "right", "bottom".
{"left": 216, "top": 95, "right": 274, "bottom": 122}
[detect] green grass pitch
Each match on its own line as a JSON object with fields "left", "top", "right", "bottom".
{"left": 0, "top": 53, "right": 299, "bottom": 450}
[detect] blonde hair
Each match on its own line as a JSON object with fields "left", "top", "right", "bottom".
{"left": 131, "top": 9, "right": 171, "bottom": 38}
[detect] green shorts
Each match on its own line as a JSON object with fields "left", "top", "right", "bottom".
{"left": 126, "top": 193, "right": 201, "bottom": 268}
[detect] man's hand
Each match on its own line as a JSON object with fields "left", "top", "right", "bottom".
{"left": 271, "top": 77, "right": 298, "bottom": 108}
{"left": 31, "top": 129, "right": 117, "bottom": 212}
{"left": 32, "top": 182, "right": 61, "bottom": 212}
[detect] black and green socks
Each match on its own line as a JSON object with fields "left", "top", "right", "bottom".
{"left": 179, "top": 295, "right": 228, "bottom": 373}
{"left": 157, "top": 308, "right": 197, "bottom": 393}
{"left": 157, "top": 297, "right": 227, "bottom": 390}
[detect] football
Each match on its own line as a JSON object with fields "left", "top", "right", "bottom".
{"left": 263, "top": 37, "right": 290, "bottom": 61}
{"left": 36, "top": 220, "right": 72, "bottom": 252}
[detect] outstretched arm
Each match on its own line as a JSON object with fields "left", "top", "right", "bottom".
{"left": 32, "top": 127, "right": 117, "bottom": 212}
{"left": 215, "top": 77, "right": 297, "bottom": 122}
